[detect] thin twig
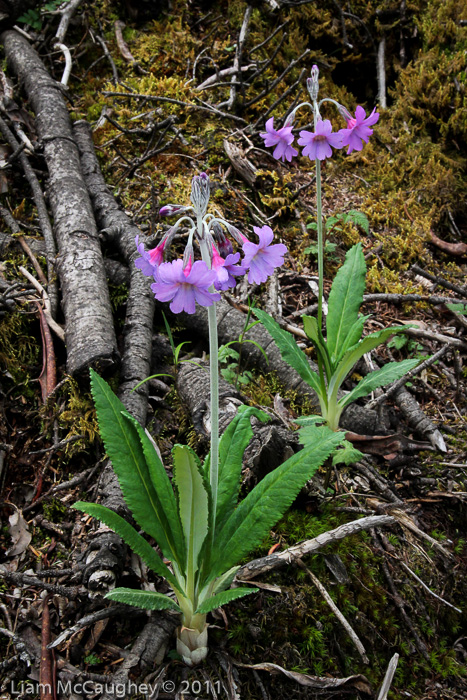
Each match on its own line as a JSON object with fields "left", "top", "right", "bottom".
{"left": 296, "top": 558, "right": 369, "bottom": 664}
{"left": 366, "top": 345, "right": 450, "bottom": 409}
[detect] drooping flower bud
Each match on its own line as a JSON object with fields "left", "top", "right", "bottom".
{"left": 306, "top": 64, "right": 320, "bottom": 102}
{"left": 211, "top": 222, "right": 234, "bottom": 258}
{"left": 336, "top": 103, "right": 354, "bottom": 123}
{"left": 159, "top": 204, "right": 190, "bottom": 217}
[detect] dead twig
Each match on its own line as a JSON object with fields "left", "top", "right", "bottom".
{"left": 237, "top": 514, "right": 395, "bottom": 581}
{"left": 296, "top": 558, "right": 369, "bottom": 664}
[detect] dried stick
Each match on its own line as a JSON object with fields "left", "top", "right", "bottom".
{"left": 296, "top": 558, "right": 369, "bottom": 664}
{"left": 411, "top": 263, "right": 467, "bottom": 298}
{"left": 19, "top": 267, "right": 65, "bottom": 341}
{"left": 222, "top": 4, "right": 252, "bottom": 111}
{"left": 367, "top": 345, "right": 450, "bottom": 409}
{"left": 400, "top": 562, "right": 462, "bottom": 613}
{"left": 0, "top": 126, "right": 58, "bottom": 314}
{"left": 243, "top": 48, "right": 311, "bottom": 109}
{"left": 402, "top": 326, "right": 467, "bottom": 350}
{"left": 54, "top": 43, "right": 72, "bottom": 86}
{"left": 376, "top": 653, "right": 399, "bottom": 700}
{"left": 362, "top": 292, "right": 465, "bottom": 305}
{"left": 377, "top": 36, "right": 387, "bottom": 108}
{"left": 48, "top": 605, "right": 132, "bottom": 650}
{"left": 102, "top": 90, "right": 247, "bottom": 124}
{"left": 54, "top": 0, "right": 86, "bottom": 44}
{"left": 237, "top": 514, "right": 395, "bottom": 581}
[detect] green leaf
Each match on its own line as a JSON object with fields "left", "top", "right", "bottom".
{"left": 211, "top": 566, "right": 241, "bottom": 595}
{"left": 123, "top": 413, "right": 186, "bottom": 566}
{"left": 205, "top": 406, "right": 269, "bottom": 533}
{"left": 302, "top": 315, "right": 332, "bottom": 378}
{"left": 73, "top": 502, "right": 180, "bottom": 591}
{"left": 346, "top": 210, "right": 370, "bottom": 234}
{"left": 253, "top": 309, "right": 321, "bottom": 395}
{"left": 327, "top": 326, "right": 407, "bottom": 400}
{"left": 89, "top": 370, "right": 182, "bottom": 567}
{"left": 294, "top": 414, "right": 326, "bottom": 426}
{"left": 338, "top": 358, "right": 421, "bottom": 409}
{"left": 331, "top": 440, "right": 364, "bottom": 466}
{"left": 335, "top": 314, "right": 371, "bottom": 363}
{"left": 105, "top": 588, "right": 181, "bottom": 613}
{"left": 326, "top": 243, "right": 367, "bottom": 362}
{"left": 172, "top": 445, "right": 209, "bottom": 575}
{"left": 195, "top": 587, "right": 258, "bottom": 615}
{"left": 446, "top": 302, "right": 467, "bottom": 316}
{"left": 210, "top": 428, "right": 344, "bottom": 578}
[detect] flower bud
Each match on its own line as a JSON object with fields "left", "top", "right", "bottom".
{"left": 211, "top": 222, "right": 234, "bottom": 258}
{"left": 307, "top": 64, "right": 320, "bottom": 102}
{"left": 190, "top": 173, "right": 211, "bottom": 218}
{"left": 159, "top": 204, "right": 189, "bottom": 217}
{"left": 336, "top": 103, "right": 353, "bottom": 123}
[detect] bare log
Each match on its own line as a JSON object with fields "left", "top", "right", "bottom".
{"left": 1, "top": 30, "right": 118, "bottom": 375}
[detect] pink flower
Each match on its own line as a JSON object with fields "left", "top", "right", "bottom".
{"left": 135, "top": 235, "right": 165, "bottom": 277}
{"left": 339, "top": 106, "right": 379, "bottom": 154}
{"left": 211, "top": 246, "right": 246, "bottom": 291}
{"left": 260, "top": 117, "right": 298, "bottom": 163}
{"left": 151, "top": 259, "right": 220, "bottom": 314}
{"left": 298, "top": 120, "right": 343, "bottom": 161}
{"left": 242, "top": 226, "right": 287, "bottom": 284}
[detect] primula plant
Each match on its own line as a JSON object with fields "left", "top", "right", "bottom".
{"left": 258, "top": 66, "right": 420, "bottom": 449}
{"left": 74, "top": 173, "right": 343, "bottom": 666}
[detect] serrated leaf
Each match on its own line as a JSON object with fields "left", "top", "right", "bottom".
{"left": 210, "top": 428, "right": 344, "bottom": 578}
{"left": 195, "top": 587, "right": 258, "bottom": 615}
{"left": 253, "top": 309, "right": 321, "bottom": 395}
{"left": 332, "top": 440, "right": 364, "bottom": 466}
{"left": 123, "top": 412, "right": 186, "bottom": 565}
{"left": 205, "top": 406, "right": 269, "bottom": 533}
{"left": 298, "top": 423, "right": 342, "bottom": 448}
{"left": 338, "top": 358, "right": 420, "bottom": 409}
{"left": 105, "top": 588, "right": 181, "bottom": 612}
{"left": 73, "top": 502, "right": 181, "bottom": 591}
{"left": 172, "top": 445, "right": 209, "bottom": 577}
{"left": 347, "top": 210, "right": 370, "bottom": 234}
{"left": 326, "top": 243, "right": 366, "bottom": 362}
{"left": 89, "top": 370, "right": 182, "bottom": 567}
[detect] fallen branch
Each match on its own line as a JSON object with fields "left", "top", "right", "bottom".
{"left": 237, "top": 514, "right": 395, "bottom": 581}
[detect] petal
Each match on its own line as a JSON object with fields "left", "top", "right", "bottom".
{"left": 253, "top": 225, "right": 274, "bottom": 247}
{"left": 171, "top": 286, "right": 196, "bottom": 315}
{"left": 297, "top": 130, "right": 314, "bottom": 146}
{"left": 354, "top": 105, "right": 366, "bottom": 123}
{"left": 315, "top": 139, "right": 332, "bottom": 160}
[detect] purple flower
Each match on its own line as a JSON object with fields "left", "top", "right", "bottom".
{"left": 298, "top": 120, "right": 343, "bottom": 161}
{"left": 260, "top": 118, "right": 298, "bottom": 163}
{"left": 242, "top": 226, "right": 287, "bottom": 284}
{"left": 339, "top": 106, "right": 379, "bottom": 154}
{"left": 135, "top": 235, "right": 165, "bottom": 277}
{"left": 151, "top": 259, "right": 220, "bottom": 314}
{"left": 211, "top": 246, "right": 246, "bottom": 291}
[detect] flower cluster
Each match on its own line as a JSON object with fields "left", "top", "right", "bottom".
{"left": 135, "top": 174, "right": 287, "bottom": 314}
{"left": 260, "top": 66, "right": 379, "bottom": 162}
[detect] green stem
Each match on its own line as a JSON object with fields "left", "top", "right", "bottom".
{"left": 315, "top": 157, "right": 323, "bottom": 331}
{"left": 198, "top": 232, "right": 219, "bottom": 534}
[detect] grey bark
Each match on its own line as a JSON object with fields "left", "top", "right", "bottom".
{"left": 73, "top": 120, "right": 156, "bottom": 593}
{"left": 1, "top": 30, "right": 118, "bottom": 375}
{"left": 178, "top": 299, "right": 382, "bottom": 435}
